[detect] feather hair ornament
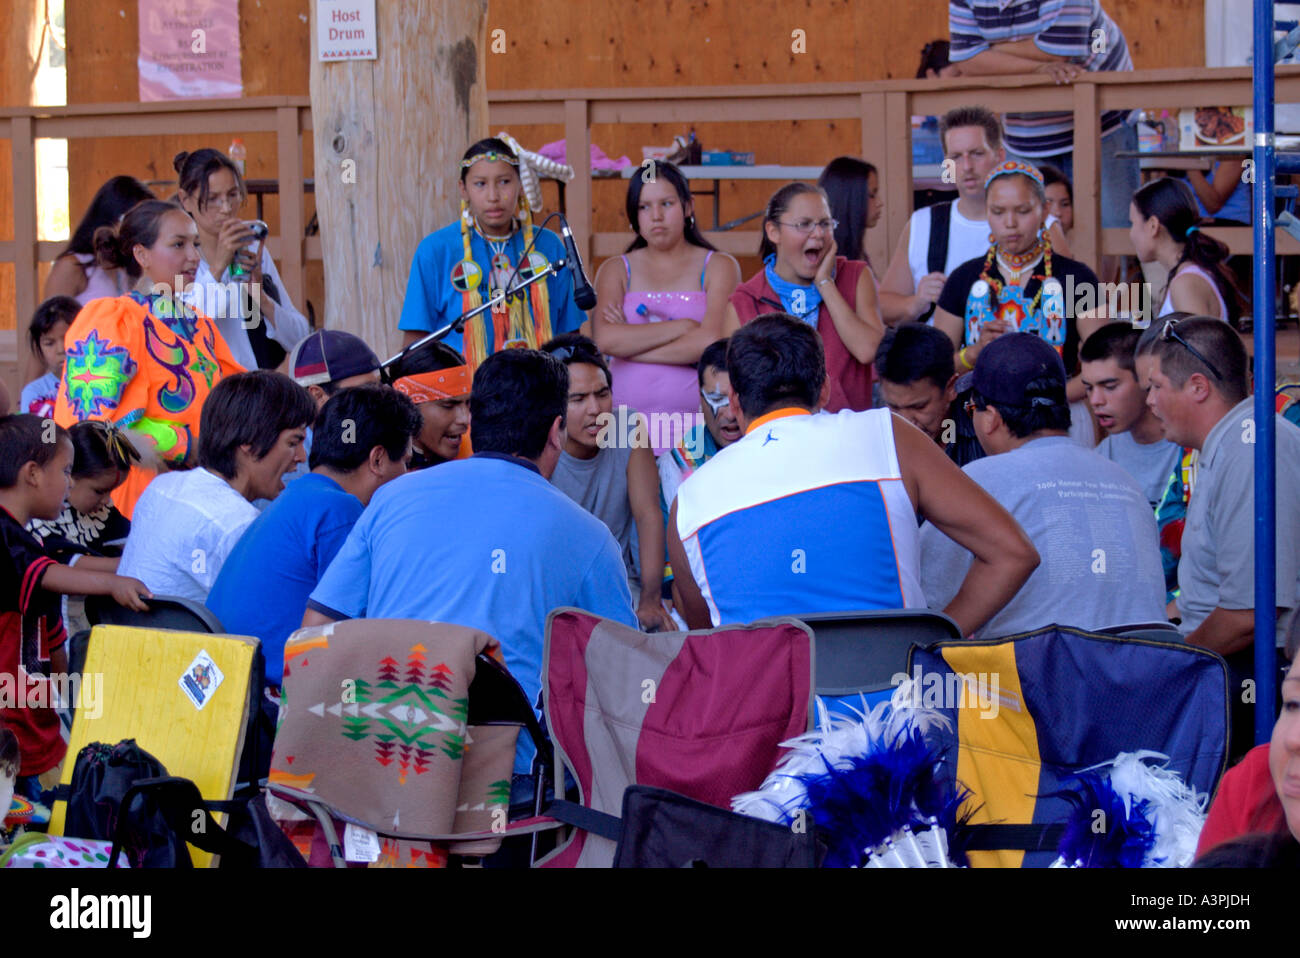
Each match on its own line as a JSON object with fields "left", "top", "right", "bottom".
{"left": 732, "top": 681, "right": 972, "bottom": 868}
{"left": 494, "top": 131, "right": 574, "bottom": 214}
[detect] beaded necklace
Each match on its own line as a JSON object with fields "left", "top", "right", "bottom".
{"left": 979, "top": 236, "right": 1053, "bottom": 315}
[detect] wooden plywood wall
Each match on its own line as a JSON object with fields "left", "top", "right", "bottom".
{"left": 57, "top": 0, "right": 1206, "bottom": 331}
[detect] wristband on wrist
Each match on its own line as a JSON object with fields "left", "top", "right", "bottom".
{"left": 958, "top": 346, "right": 973, "bottom": 371}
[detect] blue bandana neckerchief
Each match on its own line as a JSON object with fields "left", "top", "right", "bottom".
{"left": 763, "top": 254, "right": 822, "bottom": 326}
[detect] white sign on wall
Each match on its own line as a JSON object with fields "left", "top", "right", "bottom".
{"left": 317, "top": 0, "right": 377, "bottom": 61}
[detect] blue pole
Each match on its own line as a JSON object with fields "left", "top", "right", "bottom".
{"left": 1252, "top": 0, "right": 1278, "bottom": 744}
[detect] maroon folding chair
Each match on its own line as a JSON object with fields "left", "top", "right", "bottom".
{"left": 535, "top": 609, "right": 815, "bottom": 867}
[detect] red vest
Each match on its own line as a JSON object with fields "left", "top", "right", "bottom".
{"left": 728, "top": 257, "right": 872, "bottom": 413}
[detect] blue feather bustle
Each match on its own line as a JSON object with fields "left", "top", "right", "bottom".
{"left": 793, "top": 724, "right": 972, "bottom": 868}
{"left": 731, "top": 688, "right": 975, "bottom": 868}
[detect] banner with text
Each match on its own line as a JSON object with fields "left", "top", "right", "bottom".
{"left": 138, "top": 0, "right": 243, "bottom": 101}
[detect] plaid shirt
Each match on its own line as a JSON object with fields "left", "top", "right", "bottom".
{"left": 948, "top": 0, "right": 1133, "bottom": 156}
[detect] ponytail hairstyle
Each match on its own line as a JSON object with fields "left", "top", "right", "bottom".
{"left": 758, "top": 182, "right": 828, "bottom": 259}
{"left": 92, "top": 199, "right": 188, "bottom": 282}
{"left": 69, "top": 420, "right": 141, "bottom": 480}
{"left": 173, "top": 148, "right": 246, "bottom": 213}
{"left": 624, "top": 160, "right": 715, "bottom": 253}
{"left": 61, "top": 176, "right": 154, "bottom": 259}
{"left": 1132, "top": 177, "right": 1247, "bottom": 325}
{"left": 818, "top": 156, "right": 876, "bottom": 263}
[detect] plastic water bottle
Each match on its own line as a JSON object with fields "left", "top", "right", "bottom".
{"left": 228, "top": 137, "right": 246, "bottom": 175}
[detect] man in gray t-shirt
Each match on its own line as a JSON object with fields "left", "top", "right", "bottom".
{"left": 1081, "top": 322, "right": 1183, "bottom": 510}
{"left": 1143, "top": 318, "right": 1300, "bottom": 653}
{"left": 921, "top": 334, "right": 1166, "bottom": 638}
{"left": 543, "top": 334, "right": 675, "bottom": 633}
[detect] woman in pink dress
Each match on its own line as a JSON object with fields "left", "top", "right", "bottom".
{"left": 593, "top": 161, "right": 740, "bottom": 454}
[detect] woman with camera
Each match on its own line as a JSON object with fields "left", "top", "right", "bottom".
{"left": 175, "top": 148, "right": 311, "bottom": 370}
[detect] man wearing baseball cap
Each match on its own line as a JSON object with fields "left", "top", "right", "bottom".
{"left": 920, "top": 332, "right": 1166, "bottom": 639}
{"left": 274, "top": 330, "right": 383, "bottom": 490}
{"left": 288, "top": 329, "right": 383, "bottom": 407}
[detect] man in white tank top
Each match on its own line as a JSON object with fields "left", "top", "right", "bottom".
{"left": 879, "top": 106, "right": 1066, "bottom": 325}
{"left": 666, "top": 313, "right": 1039, "bottom": 637}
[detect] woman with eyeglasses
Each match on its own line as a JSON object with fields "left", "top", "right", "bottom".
{"left": 175, "top": 148, "right": 311, "bottom": 371}
{"left": 1128, "top": 177, "right": 1245, "bottom": 326}
{"left": 593, "top": 161, "right": 741, "bottom": 454}
{"left": 723, "top": 182, "right": 885, "bottom": 412}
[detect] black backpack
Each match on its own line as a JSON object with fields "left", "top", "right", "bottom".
{"left": 917, "top": 200, "right": 952, "bottom": 323}
{"left": 58, "top": 739, "right": 304, "bottom": 868}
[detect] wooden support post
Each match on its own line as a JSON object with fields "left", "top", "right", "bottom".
{"left": 859, "top": 91, "right": 889, "bottom": 270}
{"left": 12, "top": 116, "right": 38, "bottom": 365}
{"left": 1072, "top": 82, "right": 1101, "bottom": 277}
{"left": 309, "top": 0, "right": 488, "bottom": 357}
{"left": 276, "top": 106, "right": 305, "bottom": 312}
{"left": 563, "top": 98, "right": 592, "bottom": 265}
{"left": 884, "top": 91, "right": 913, "bottom": 265}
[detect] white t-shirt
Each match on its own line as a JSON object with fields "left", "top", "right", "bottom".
{"left": 907, "top": 202, "right": 1062, "bottom": 294}
{"left": 187, "top": 247, "right": 311, "bottom": 370}
{"left": 118, "top": 468, "right": 259, "bottom": 602}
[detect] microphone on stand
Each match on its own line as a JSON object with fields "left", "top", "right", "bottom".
{"left": 558, "top": 215, "right": 598, "bottom": 311}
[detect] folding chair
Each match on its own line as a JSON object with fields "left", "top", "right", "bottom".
{"left": 84, "top": 593, "right": 224, "bottom": 633}
{"left": 536, "top": 608, "right": 815, "bottom": 868}
{"left": 908, "top": 624, "right": 1230, "bottom": 868}
{"left": 48, "top": 624, "right": 260, "bottom": 867}
{"left": 83, "top": 594, "right": 270, "bottom": 790}
{"left": 796, "top": 609, "right": 962, "bottom": 718}
{"left": 1096, "top": 621, "right": 1185, "bottom": 643}
{"left": 265, "top": 619, "right": 540, "bottom": 867}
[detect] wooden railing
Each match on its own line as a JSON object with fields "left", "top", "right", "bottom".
{"left": 5, "top": 65, "right": 1300, "bottom": 370}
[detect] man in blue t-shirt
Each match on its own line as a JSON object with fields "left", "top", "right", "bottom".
{"left": 207, "top": 384, "right": 421, "bottom": 687}
{"left": 304, "top": 349, "right": 637, "bottom": 781}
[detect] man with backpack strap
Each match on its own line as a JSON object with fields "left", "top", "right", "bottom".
{"left": 878, "top": 105, "right": 1070, "bottom": 326}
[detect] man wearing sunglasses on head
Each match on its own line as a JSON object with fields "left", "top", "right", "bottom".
{"left": 1138, "top": 316, "right": 1300, "bottom": 671}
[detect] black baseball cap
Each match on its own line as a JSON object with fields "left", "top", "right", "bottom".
{"left": 289, "top": 330, "right": 381, "bottom": 387}
{"left": 956, "top": 333, "right": 1066, "bottom": 405}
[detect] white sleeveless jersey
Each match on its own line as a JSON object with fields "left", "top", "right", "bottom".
{"left": 674, "top": 408, "right": 925, "bottom": 626}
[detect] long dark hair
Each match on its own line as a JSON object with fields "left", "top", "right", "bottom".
{"left": 758, "top": 182, "right": 828, "bottom": 260}
{"left": 818, "top": 157, "right": 876, "bottom": 262}
{"left": 174, "top": 148, "right": 246, "bottom": 213}
{"left": 624, "top": 160, "right": 715, "bottom": 253}
{"left": 61, "top": 176, "right": 154, "bottom": 258}
{"left": 92, "top": 199, "right": 187, "bottom": 282}
{"left": 1132, "top": 177, "right": 1246, "bottom": 325}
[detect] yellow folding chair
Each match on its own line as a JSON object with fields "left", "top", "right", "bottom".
{"left": 48, "top": 624, "right": 258, "bottom": 867}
